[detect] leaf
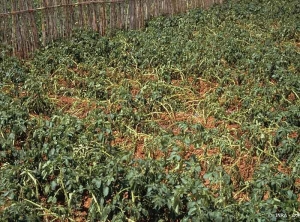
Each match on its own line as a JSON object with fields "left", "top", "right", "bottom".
{"left": 44, "top": 185, "right": 50, "bottom": 194}
{"left": 103, "top": 187, "right": 109, "bottom": 197}
{"left": 188, "top": 206, "right": 196, "bottom": 216}
{"left": 8, "top": 133, "right": 15, "bottom": 140}
{"left": 51, "top": 181, "right": 57, "bottom": 190}
{"left": 47, "top": 196, "right": 57, "bottom": 203}
{"left": 92, "top": 178, "right": 102, "bottom": 188}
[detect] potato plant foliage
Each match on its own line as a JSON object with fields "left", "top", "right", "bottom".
{"left": 1, "top": 0, "right": 299, "bottom": 221}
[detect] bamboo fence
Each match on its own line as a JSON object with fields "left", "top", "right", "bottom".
{"left": 0, "top": 0, "right": 223, "bottom": 58}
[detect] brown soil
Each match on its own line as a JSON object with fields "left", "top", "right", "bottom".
{"left": 50, "top": 95, "right": 97, "bottom": 118}
{"left": 288, "top": 131, "right": 298, "bottom": 139}
{"left": 288, "top": 92, "right": 296, "bottom": 101}
{"left": 198, "top": 78, "right": 218, "bottom": 97}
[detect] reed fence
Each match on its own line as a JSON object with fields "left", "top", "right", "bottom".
{"left": 0, "top": 0, "right": 223, "bottom": 58}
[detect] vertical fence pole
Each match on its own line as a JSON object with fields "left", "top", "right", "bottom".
{"left": 10, "top": 0, "right": 17, "bottom": 56}
{"left": 110, "top": 0, "right": 116, "bottom": 34}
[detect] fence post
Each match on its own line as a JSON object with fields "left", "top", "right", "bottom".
{"left": 26, "top": 0, "right": 39, "bottom": 55}
{"left": 11, "top": 0, "right": 17, "bottom": 56}
{"left": 110, "top": 0, "right": 116, "bottom": 34}
{"left": 64, "top": 0, "right": 73, "bottom": 37}
{"left": 129, "top": 0, "right": 136, "bottom": 30}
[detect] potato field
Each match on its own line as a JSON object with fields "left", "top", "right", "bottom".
{"left": 0, "top": 0, "right": 299, "bottom": 221}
